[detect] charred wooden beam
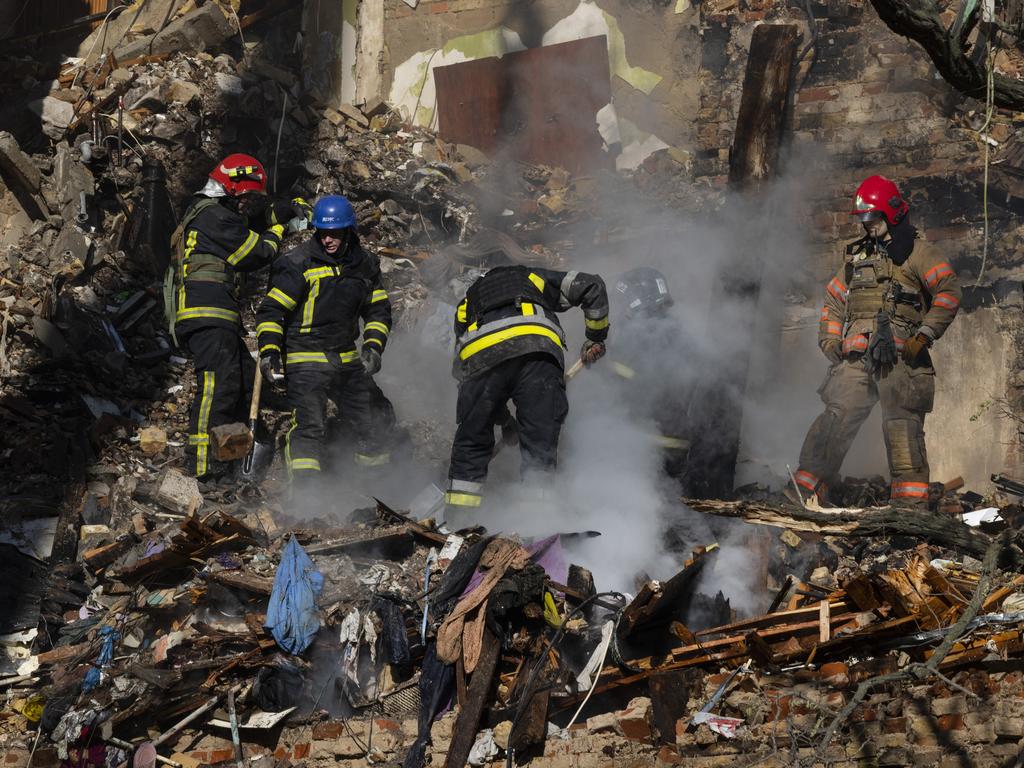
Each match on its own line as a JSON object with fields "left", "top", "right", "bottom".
{"left": 446, "top": 628, "right": 501, "bottom": 768}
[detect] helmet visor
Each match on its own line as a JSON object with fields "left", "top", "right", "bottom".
{"left": 854, "top": 210, "right": 884, "bottom": 223}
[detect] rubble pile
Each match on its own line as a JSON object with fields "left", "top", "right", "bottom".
{"left": 6, "top": 4, "right": 1024, "bottom": 768}
{"left": 8, "top": 476, "right": 1024, "bottom": 768}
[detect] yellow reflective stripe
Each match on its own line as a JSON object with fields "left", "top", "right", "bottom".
{"left": 289, "top": 458, "right": 322, "bottom": 471}
{"left": 268, "top": 288, "right": 297, "bottom": 310}
{"left": 300, "top": 279, "right": 320, "bottom": 334}
{"left": 354, "top": 452, "right": 391, "bottom": 467}
{"left": 195, "top": 371, "right": 215, "bottom": 475}
{"left": 468, "top": 321, "right": 478, "bottom": 332}
{"left": 188, "top": 434, "right": 209, "bottom": 445}
{"left": 259, "top": 344, "right": 281, "bottom": 354}
{"left": 286, "top": 351, "right": 329, "bottom": 364}
{"left": 521, "top": 302, "right": 535, "bottom": 316}
{"left": 445, "top": 492, "right": 482, "bottom": 507}
{"left": 364, "top": 321, "right": 389, "bottom": 336}
{"left": 226, "top": 230, "right": 259, "bottom": 266}
{"left": 371, "top": 290, "right": 388, "bottom": 304}
{"left": 585, "top": 316, "right": 609, "bottom": 330}
{"left": 284, "top": 409, "right": 298, "bottom": 480}
{"left": 527, "top": 272, "right": 546, "bottom": 292}
{"left": 284, "top": 350, "right": 359, "bottom": 364}
{"left": 182, "top": 231, "right": 198, "bottom": 277}
{"left": 364, "top": 338, "right": 383, "bottom": 349}
{"left": 460, "top": 324, "right": 564, "bottom": 360}
{"left": 176, "top": 307, "right": 240, "bottom": 323}
{"left": 456, "top": 300, "right": 468, "bottom": 324}
{"left": 256, "top": 321, "right": 284, "bottom": 336}
{"left": 304, "top": 267, "right": 336, "bottom": 280}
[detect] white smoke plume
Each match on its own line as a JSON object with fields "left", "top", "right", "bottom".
{"left": 293, "top": 141, "right": 865, "bottom": 620}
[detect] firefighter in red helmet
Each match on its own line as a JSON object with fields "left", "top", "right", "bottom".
{"left": 174, "top": 153, "right": 311, "bottom": 480}
{"left": 792, "top": 175, "right": 961, "bottom": 507}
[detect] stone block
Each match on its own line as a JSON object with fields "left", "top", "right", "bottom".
{"left": 993, "top": 716, "right": 1023, "bottom": 739}
{"left": 139, "top": 426, "right": 167, "bottom": 456}
{"left": 210, "top": 422, "right": 252, "bottom": 461}
{"left": 115, "top": 2, "right": 234, "bottom": 61}
{"left": 587, "top": 712, "right": 617, "bottom": 734}
{"left": 616, "top": 696, "right": 653, "bottom": 741}
{"left": 930, "top": 695, "right": 966, "bottom": 717}
{"left": 154, "top": 468, "right": 203, "bottom": 514}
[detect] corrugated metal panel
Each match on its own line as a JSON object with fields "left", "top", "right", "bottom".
{"left": 435, "top": 36, "right": 612, "bottom": 173}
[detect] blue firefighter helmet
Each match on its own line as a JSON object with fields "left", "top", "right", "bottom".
{"left": 312, "top": 195, "right": 356, "bottom": 230}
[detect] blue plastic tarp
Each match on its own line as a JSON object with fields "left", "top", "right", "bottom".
{"left": 264, "top": 537, "right": 324, "bottom": 655}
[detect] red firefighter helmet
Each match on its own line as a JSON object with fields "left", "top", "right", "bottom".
{"left": 208, "top": 153, "right": 268, "bottom": 196}
{"left": 850, "top": 175, "right": 908, "bottom": 225}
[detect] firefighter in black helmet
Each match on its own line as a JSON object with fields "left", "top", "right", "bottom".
{"left": 443, "top": 265, "right": 609, "bottom": 526}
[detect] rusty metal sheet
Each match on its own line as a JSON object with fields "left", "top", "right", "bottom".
{"left": 435, "top": 36, "right": 611, "bottom": 173}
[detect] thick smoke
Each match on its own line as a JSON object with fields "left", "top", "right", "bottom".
{"left": 291, "top": 136, "right": 861, "bottom": 617}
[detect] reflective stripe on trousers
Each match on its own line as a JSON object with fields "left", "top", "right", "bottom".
{"left": 190, "top": 371, "right": 215, "bottom": 476}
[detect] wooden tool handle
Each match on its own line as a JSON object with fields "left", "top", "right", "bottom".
{"left": 249, "top": 365, "right": 263, "bottom": 423}
{"left": 565, "top": 358, "right": 584, "bottom": 381}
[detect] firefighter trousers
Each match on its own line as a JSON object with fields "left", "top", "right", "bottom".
{"left": 446, "top": 353, "right": 569, "bottom": 515}
{"left": 185, "top": 327, "right": 255, "bottom": 478}
{"left": 796, "top": 357, "right": 935, "bottom": 505}
{"left": 284, "top": 361, "right": 397, "bottom": 486}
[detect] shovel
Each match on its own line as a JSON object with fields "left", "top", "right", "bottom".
{"left": 240, "top": 366, "right": 273, "bottom": 480}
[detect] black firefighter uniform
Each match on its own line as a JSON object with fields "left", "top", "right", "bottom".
{"left": 445, "top": 265, "right": 610, "bottom": 513}
{"left": 255, "top": 236, "right": 397, "bottom": 481}
{"left": 177, "top": 197, "right": 285, "bottom": 477}
{"left": 795, "top": 237, "right": 961, "bottom": 505}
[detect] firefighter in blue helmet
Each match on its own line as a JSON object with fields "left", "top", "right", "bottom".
{"left": 255, "top": 195, "right": 400, "bottom": 494}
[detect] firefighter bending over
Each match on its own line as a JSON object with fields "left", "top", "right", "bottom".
{"left": 176, "top": 153, "right": 310, "bottom": 480}
{"left": 255, "top": 195, "right": 400, "bottom": 496}
{"left": 793, "top": 176, "right": 961, "bottom": 507}
{"left": 444, "top": 265, "right": 610, "bottom": 525}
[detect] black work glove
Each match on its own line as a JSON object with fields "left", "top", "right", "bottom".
{"left": 259, "top": 350, "right": 285, "bottom": 387}
{"left": 269, "top": 198, "right": 312, "bottom": 227}
{"left": 581, "top": 339, "right": 606, "bottom": 367}
{"left": 361, "top": 346, "right": 382, "bottom": 375}
{"left": 497, "top": 406, "right": 519, "bottom": 447}
{"left": 822, "top": 339, "right": 842, "bottom": 365}
{"left": 901, "top": 332, "right": 930, "bottom": 364}
{"left": 867, "top": 311, "right": 898, "bottom": 369}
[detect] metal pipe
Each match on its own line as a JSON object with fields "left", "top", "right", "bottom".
{"left": 76, "top": 191, "right": 88, "bottom": 224}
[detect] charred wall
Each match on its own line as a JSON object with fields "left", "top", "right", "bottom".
{"left": 342, "top": 0, "right": 1020, "bottom": 489}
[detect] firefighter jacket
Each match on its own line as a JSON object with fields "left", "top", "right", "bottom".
{"left": 175, "top": 196, "right": 284, "bottom": 336}
{"left": 453, "top": 266, "right": 609, "bottom": 380}
{"left": 817, "top": 237, "right": 960, "bottom": 359}
{"left": 255, "top": 236, "right": 391, "bottom": 367}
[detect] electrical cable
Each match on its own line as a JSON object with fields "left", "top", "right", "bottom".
{"left": 976, "top": 35, "right": 995, "bottom": 287}
{"left": 505, "top": 591, "right": 629, "bottom": 768}
{"left": 274, "top": 87, "right": 288, "bottom": 195}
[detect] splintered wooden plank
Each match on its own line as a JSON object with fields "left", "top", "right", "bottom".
{"left": 695, "top": 601, "right": 848, "bottom": 638}
{"left": 981, "top": 575, "right": 1024, "bottom": 611}
{"left": 819, "top": 600, "right": 831, "bottom": 643}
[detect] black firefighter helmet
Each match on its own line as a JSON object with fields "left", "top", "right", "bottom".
{"left": 615, "top": 267, "right": 673, "bottom": 318}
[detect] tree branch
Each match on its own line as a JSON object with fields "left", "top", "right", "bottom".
{"left": 869, "top": 0, "right": 1024, "bottom": 110}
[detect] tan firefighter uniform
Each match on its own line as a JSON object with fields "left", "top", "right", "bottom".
{"left": 795, "top": 237, "right": 961, "bottom": 505}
